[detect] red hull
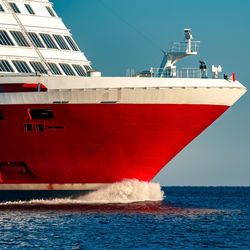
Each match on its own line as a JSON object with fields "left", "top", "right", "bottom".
{"left": 0, "top": 104, "right": 229, "bottom": 184}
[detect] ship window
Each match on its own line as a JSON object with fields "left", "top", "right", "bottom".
{"left": 25, "top": 4, "right": 35, "bottom": 15}
{"left": 0, "top": 30, "right": 14, "bottom": 46}
{"left": 29, "top": 109, "right": 55, "bottom": 119}
{"left": 72, "top": 64, "right": 86, "bottom": 76}
{"left": 46, "top": 6, "right": 55, "bottom": 17}
{"left": 64, "top": 36, "right": 79, "bottom": 51}
{"left": 9, "top": 2, "right": 21, "bottom": 13}
{"left": 39, "top": 33, "right": 58, "bottom": 49}
{"left": 0, "top": 110, "right": 3, "bottom": 120}
{"left": 53, "top": 35, "right": 70, "bottom": 50}
{"left": 29, "top": 61, "right": 47, "bottom": 74}
{"left": 24, "top": 124, "right": 33, "bottom": 132}
{"left": 0, "top": 4, "right": 5, "bottom": 12}
{"left": 84, "top": 65, "right": 92, "bottom": 72}
{"left": 0, "top": 60, "right": 14, "bottom": 72}
{"left": 27, "top": 32, "right": 44, "bottom": 48}
{"left": 12, "top": 61, "right": 32, "bottom": 73}
{"left": 10, "top": 31, "right": 30, "bottom": 47}
{"left": 36, "top": 124, "right": 45, "bottom": 132}
{"left": 59, "top": 63, "right": 76, "bottom": 76}
{"left": 47, "top": 63, "right": 62, "bottom": 75}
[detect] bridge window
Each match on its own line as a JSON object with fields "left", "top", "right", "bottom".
{"left": 0, "top": 110, "right": 3, "bottom": 120}
{"left": 0, "top": 30, "right": 14, "bottom": 46}
{"left": 12, "top": 61, "right": 32, "bottom": 73}
{"left": 53, "top": 35, "right": 70, "bottom": 50}
{"left": 29, "top": 61, "right": 47, "bottom": 74}
{"left": 9, "top": 2, "right": 21, "bottom": 13}
{"left": 72, "top": 64, "right": 86, "bottom": 76}
{"left": 46, "top": 6, "right": 55, "bottom": 17}
{"left": 64, "top": 36, "right": 79, "bottom": 51}
{"left": 39, "top": 33, "right": 58, "bottom": 49}
{"left": 47, "top": 63, "right": 62, "bottom": 75}
{"left": 10, "top": 31, "right": 30, "bottom": 47}
{"left": 0, "top": 60, "right": 14, "bottom": 72}
{"left": 25, "top": 4, "right": 35, "bottom": 15}
{"left": 84, "top": 65, "right": 92, "bottom": 72}
{"left": 59, "top": 63, "right": 76, "bottom": 76}
{"left": 27, "top": 32, "right": 44, "bottom": 48}
{"left": 29, "top": 109, "right": 55, "bottom": 120}
{"left": 0, "top": 4, "right": 5, "bottom": 12}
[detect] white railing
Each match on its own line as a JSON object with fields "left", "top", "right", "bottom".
{"left": 168, "top": 41, "right": 200, "bottom": 54}
{"left": 176, "top": 68, "right": 202, "bottom": 78}
{"left": 148, "top": 68, "right": 203, "bottom": 78}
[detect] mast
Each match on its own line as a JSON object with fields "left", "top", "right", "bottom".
{"left": 159, "top": 29, "right": 200, "bottom": 77}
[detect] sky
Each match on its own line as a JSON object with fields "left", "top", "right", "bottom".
{"left": 53, "top": 0, "right": 250, "bottom": 186}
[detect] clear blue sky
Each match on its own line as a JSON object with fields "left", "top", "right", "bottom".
{"left": 53, "top": 0, "right": 250, "bottom": 186}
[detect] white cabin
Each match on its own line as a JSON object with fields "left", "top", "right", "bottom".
{"left": 0, "top": 0, "right": 91, "bottom": 76}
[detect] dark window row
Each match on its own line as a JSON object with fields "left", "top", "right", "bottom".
{"left": 12, "top": 60, "right": 31, "bottom": 73}
{"left": 59, "top": 63, "right": 75, "bottom": 76}
{"left": 0, "top": 30, "right": 29, "bottom": 47}
{"left": 9, "top": 2, "right": 20, "bottom": 13}
{"left": 29, "top": 61, "right": 47, "bottom": 74}
{"left": 40, "top": 33, "right": 58, "bottom": 49}
{"left": 0, "top": 29, "right": 80, "bottom": 52}
{"left": 24, "top": 124, "right": 45, "bottom": 132}
{"left": 27, "top": 32, "right": 44, "bottom": 48}
{"left": 25, "top": 4, "right": 35, "bottom": 15}
{"left": 47, "top": 63, "right": 62, "bottom": 75}
{"left": 0, "top": 59, "right": 90, "bottom": 76}
{"left": 45, "top": 6, "right": 55, "bottom": 17}
{"left": 24, "top": 124, "right": 64, "bottom": 132}
{"left": 0, "top": 60, "right": 14, "bottom": 72}
{"left": 0, "top": 30, "right": 14, "bottom": 46}
{"left": 72, "top": 64, "right": 86, "bottom": 76}
{"left": 10, "top": 31, "right": 29, "bottom": 47}
{"left": 5, "top": 2, "right": 55, "bottom": 17}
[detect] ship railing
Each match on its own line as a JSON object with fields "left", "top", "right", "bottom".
{"left": 0, "top": 72, "right": 46, "bottom": 77}
{"left": 146, "top": 67, "right": 203, "bottom": 78}
{"left": 167, "top": 41, "right": 200, "bottom": 54}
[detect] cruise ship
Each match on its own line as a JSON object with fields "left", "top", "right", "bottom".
{"left": 0, "top": 0, "right": 247, "bottom": 201}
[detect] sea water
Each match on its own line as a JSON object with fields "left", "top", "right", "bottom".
{"left": 0, "top": 181, "right": 249, "bottom": 249}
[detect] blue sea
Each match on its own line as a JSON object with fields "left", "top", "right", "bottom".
{"left": 0, "top": 181, "right": 249, "bottom": 249}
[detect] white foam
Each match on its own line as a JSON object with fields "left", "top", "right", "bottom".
{"left": 0, "top": 180, "right": 164, "bottom": 205}
{"left": 77, "top": 179, "right": 164, "bottom": 204}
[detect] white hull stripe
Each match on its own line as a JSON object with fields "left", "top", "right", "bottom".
{"left": 0, "top": 86, "right": 246, "bottom": 106}
{"left": 0, "top": 76, "right": 246, "bottom": 106}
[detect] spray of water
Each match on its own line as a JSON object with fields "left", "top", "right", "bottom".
{"left": 77, "top": 179, "right": 164, "bottom": 204}
{"left": 0, "top": 180, "right": 164, "bottom": 205}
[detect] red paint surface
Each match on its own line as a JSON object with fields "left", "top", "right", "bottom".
{"left": 0, "top": 104, "right": 229, "bottom": 184}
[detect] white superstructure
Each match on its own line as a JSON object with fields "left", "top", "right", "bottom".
{"left": 0, "top": 0, "right": 247, "bottom": 108}
{"left": 0, "top": 0, "right": 91, "bottom": 76}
